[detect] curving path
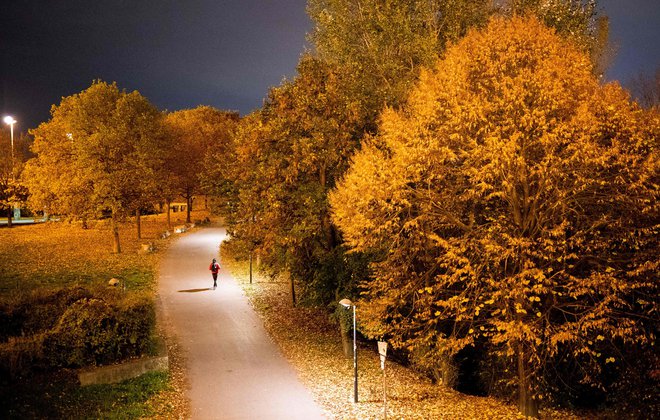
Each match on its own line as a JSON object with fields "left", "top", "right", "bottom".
{"left": 158, "top": 227, "right": 326, "bottom": 419}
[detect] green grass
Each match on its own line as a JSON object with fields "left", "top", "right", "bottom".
{"left": 65, "top": 371, "right": 170, "bottom": 419}
{"left": 0, "top": 210, "right": 211, "bottom": 419}
{"left": 0, "top": 370, "right": 170, "bottom": 419}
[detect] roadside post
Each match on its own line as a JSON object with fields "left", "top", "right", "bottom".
{"left": 339, "top": 298, "right": 358, "bottom": 403}
{"left": 378, "top": 340, "right": 388, "bottom": 419}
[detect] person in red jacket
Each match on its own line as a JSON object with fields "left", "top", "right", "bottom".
{"left": 209, "top": 258, "right": 220, "bottom": 289}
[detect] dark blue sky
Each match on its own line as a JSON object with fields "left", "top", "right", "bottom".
{"left": 601, "top": 0, "right": 660, "bottom": 83}
{"left": 1, "top": 0, "right": 311, "bottom": 131}
{"left": 1, "top": 0, "right": 658, "bottom": 132}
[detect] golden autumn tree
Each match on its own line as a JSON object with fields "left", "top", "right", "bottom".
{"left": 0, "top": 130, "right": 29, "bottom": 227}
{"left": 164, "top": 106, "right": 238, "bottom": 226}
{"left": 207, "top": 56, "right": 364, "bottom": 306}
{"left": 26, "top": 81, "right": 167, "bottom": 253}
{"left": 330, "top": 16, "right": 658, "bottom": 417}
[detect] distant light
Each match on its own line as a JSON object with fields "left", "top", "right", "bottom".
{"left": 3, "top": 116, "right": 16, "bottom": 125}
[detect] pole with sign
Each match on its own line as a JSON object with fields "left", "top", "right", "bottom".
{"left": 378, "top": 341, "right": 388, "bottom": 419}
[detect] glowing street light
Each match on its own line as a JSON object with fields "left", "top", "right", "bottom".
{"left": 3, "top": 116, "right": 16, "bottom": 161}
{"left": 339, "top": 298, "right": 358, "bottom": 403}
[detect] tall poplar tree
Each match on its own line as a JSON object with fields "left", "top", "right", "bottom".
{"left": 308, "top": 0, "right": 490, "bottom": 130}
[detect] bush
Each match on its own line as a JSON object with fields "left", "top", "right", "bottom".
{"left": 43, "top": 294, "right": 155, "bottom": 368}
{"left": 0, "top": 287, "right": 93, "bottom": 342}
{"left": 0, "top": 287, "right": 156, "bottom": 375}
{"left": 115, "top": 294, "right": 156, "bottom": 357}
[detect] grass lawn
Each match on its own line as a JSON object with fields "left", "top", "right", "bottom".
{"left": 1, "top": 370, "right": 172, "bottom": 419}
{"left": 0, "top": 210, "right": 206, "bottom": 419}
{"left": 0, "top": 211, "right": 205, "bottom": 294}
{"left": 222, "top": 248, "right": 598, "bottom": 419}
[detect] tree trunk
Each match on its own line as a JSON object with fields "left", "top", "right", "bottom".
{"left": 6, "top": 208, "right": 12, "bottom": 228}
{"left": 167, "top": 200, "right": 172, "bottom": 231}
{"left": 186, "top": 194, "right": 192, "bottom": 224}
{"left": 289, "top": 274, "right": 297, "bottom": 307}
{"left": 323, "top": 216, "right": 336, "bottom": 250}
{"left": 340, "top": 322, "right": 353, "bottom": 358}
{"left": 136, "top": 208, "right": 142, "bottom": 239}
{"left": 517, "top": 344, "right": 539, "bottom": 417}
{"left": 82, "top": 218, "right": 88, "bottom": 229}
{"left": 111, "top": 211, "right": 121, "bottom": 254}
{"left": 319, "top": 163, "right": 335, "bottom": 250}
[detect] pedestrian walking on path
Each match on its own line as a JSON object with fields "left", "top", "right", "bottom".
{"left": 209, "top": 258, "right": 220, "bottom": 289}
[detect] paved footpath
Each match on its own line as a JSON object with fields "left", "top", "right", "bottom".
{"left": 158, "top": 227, "right": 326, "bottom": 420}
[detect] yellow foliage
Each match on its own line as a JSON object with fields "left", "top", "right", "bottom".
{"left": 331, "top": 14, "right": 658, "bottom": 401}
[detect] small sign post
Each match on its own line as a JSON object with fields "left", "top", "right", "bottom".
{"left": 378, "top": 341, "right": 388, "bottom": 419}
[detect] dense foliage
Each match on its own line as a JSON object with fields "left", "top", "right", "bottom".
{"left": 330, "top": 16, "right": 658, "bottom": 416}
{"left": 207, "top": 56, "right": 366, "bottom": 305}
{"left": 0, "top": 287, "right": 156, "bottom": 375}
{"left": 164, "top": 106, "right": 238, "bottom": 224}
{"left": 25, "top": 81, "right": 167, "bottom": 252}
{"left": 308, "top": 0, "right": 490, "bottom": 129}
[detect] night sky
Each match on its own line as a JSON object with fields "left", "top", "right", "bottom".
{"left": 1, "top": 0, "right": 658, "bottom": 132}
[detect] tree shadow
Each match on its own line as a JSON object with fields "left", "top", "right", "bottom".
{"left": 177, "top": 288, "right": 212, "bottom": 293}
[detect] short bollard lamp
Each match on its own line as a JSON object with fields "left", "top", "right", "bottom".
{"left": 339, "top": 298, "right": 358, "bottom": 403}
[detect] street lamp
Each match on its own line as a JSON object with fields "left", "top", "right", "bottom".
{"left": 3, "top": 116, "right": 16, "bottom": 162}
{"left": 3, "top": 116, "right": 18, "bottom": 220}
{"left": 339, "top": 298, "right": 358, "bottom": 403}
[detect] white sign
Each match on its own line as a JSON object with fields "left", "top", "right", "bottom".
{"left": 378, "top": 341, "right": 388, "bottom": 370}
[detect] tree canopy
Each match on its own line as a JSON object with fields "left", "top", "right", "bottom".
{"left": 26, "top": 81, "right": 166, "bottom": 252}
{"left": 165, "top": 106, "right": 238, "bottom": 224}
{"left": 209, "top": 56, "right": 366, "bottom": 305}
{"left": 308, "top": 0, "right": 490, "bottom": 129}
{"left": 330, "top": 15, "right": 658, "bottom": 416}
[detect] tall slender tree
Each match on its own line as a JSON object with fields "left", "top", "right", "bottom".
{"left": 211, "top": 56, "right": 363, "bottom": 305}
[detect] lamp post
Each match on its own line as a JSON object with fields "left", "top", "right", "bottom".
{"left": 339, "top": 298, "right": 358, "bottom": 403}
{"left": 3, "top": 116, "right": 18, "bottom": 221}
{"left": 3, "top": 116, "right": 16, "bottom": 162}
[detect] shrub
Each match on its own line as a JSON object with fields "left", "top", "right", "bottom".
{"left": 114, "top": 294, "right": 156, "bottom": 358}
{"left": 44, "top": 298, "right": 117, "bottom": 367}
{"left": 0, "top": 286, "right": 156, "bottom": 381}
{"left": 0, "top": 287, "right": 93, "bottom": 342}
{"left": 43, "top": 294, "right": 155, "bottom": 368}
